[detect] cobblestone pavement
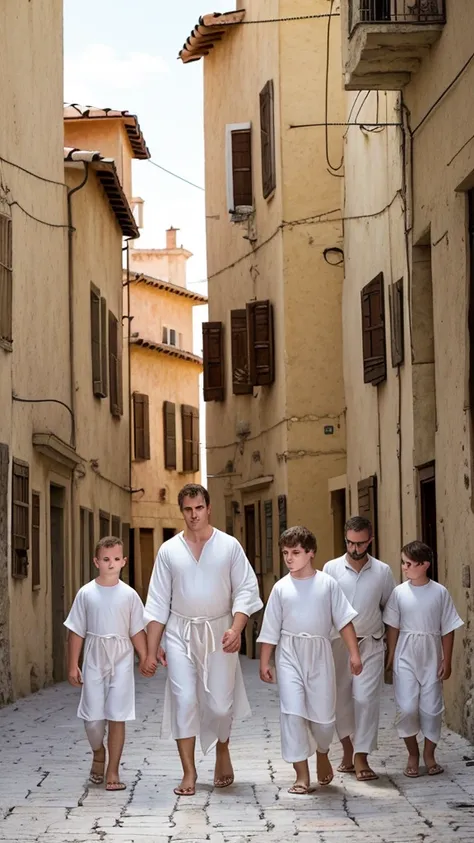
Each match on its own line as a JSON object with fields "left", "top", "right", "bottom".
{"left": 0, "top": 658, "right": 474, "bottom": 843}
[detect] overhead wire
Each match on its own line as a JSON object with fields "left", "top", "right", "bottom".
{"left": 147, "top": 159, "right": 205, "bottom": 191}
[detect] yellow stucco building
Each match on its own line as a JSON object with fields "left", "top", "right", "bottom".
{"left": 126, "top": 226, "right": 206, "bottom": 600}
{"left": 179, "top": 1, "right": 347, "bottom": 602}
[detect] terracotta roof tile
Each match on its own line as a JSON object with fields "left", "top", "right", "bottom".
{"left": 131, "top": 336, "right": 203, "bottom": 366}
{"left": 127, "top": 270, "right": 207, "bottom": 303}
{"left": 64, "top": 104, "right": 150, "bottom": 159}
{"left": 178, "top": 10, "right": 245, "bottom": 64}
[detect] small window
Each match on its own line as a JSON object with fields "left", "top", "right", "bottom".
{"left": 32, "top": 492, "right": 40, "bottom": 589}
{"left": 0, "top": 213, "right": 13, "bottom": 347}
{"left": 12, "top": 459, "right": 29, "bottom": 579}
{"left": 169, "top": 329, "right": 177, "bottom": 347}
{"left": 162, "top": 326, "right": 169, "bottom": 344}
{"left": 361, "top": 272, "right": 386, "bottom": 385}
{"left": 225, "top": 123, "right": 253, "bottom": 213}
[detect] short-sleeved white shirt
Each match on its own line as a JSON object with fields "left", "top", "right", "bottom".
{"left": 323, "top": 554, "right": 395, "bottom": 637}
{"left": 383, "top": 580, "right": 463, "bottom": 636}
{"left": 64, "top": 580, "right": 145, "bottom": 639}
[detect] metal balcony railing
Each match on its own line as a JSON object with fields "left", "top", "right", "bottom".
{"left": 349, "top": 0, "right": 446, "bottom": 32}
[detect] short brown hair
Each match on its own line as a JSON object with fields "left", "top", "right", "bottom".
{"left": 345, "top": 516, "right": 373, "bottom": 538}
{"left": 402, "top": 540, "right": 432, "bottom": 566}
{"left": 279, "top": 526, "right": 317, "bottom": 554}
{"left": 178, "top": 483, "right": 210, "bottom": 510}
{"left": 95, "top": 536, "right": 124, "bottom": 558}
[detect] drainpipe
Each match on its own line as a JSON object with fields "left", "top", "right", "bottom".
{"left": 124, "top": 239, "right": 133, "bottom": 494}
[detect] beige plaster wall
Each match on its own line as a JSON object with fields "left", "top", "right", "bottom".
{"left": 129, "top": 248, "right": 190, "bottom": 288}
{"left": 64, "top": 119, "right": 133, "bottom": 200}
{"left": 130, "top": 283, "right": 194, "bottom": 351}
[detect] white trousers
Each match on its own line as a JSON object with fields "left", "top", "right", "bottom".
{"left": 332, "top": 636, "right": 384, "bottom": 754}
{"left": 281, "top": 714, "right": 334, "bottom": 763}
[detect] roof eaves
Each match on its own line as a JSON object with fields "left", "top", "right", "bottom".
{"left": 127, "top": 271, "right": 207, "bottom": 303}
{"left": 131, "top": 336, "right": 203, "bottom": 366}
{"left": 178, "top": 9, "right": 246, "bottom": 64}
{"left": 64, "top": 104, "right": 150, "bottom": 160}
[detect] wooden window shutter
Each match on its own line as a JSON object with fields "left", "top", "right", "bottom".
{"left": 12, "top": 458, "right": 29, "bottom": 578}
{"left": 357, "top": 475, "right": 378, "bottom": 557}
{"left": 108, "top": 311, "right": 122, "bottom": 417}
{"left": 91, "top": 285, "right": 102, "bottom": 396}
{"left": 247, "top": 300, "right": 275, "bottom": 386}
{"left": 191, "top": 406, "right": 200, "bottom": 473}
{"left": 163, "top": 401, "right": 177, "bottom": 469}
{"left": 231, "top": 309, "right": 252, "bottom": 394}
{"left": 133, "top": 393, "right": 150, "bottom": 460}
{"left": 361, "top": 272, "right": 387, "bottom": 385}
{"left": 99, "top": 510, "right": 110, "bottom": 539}
{"left": 260, "top": 80, "right": 276, "bottom": 199}
{"left": 181, "top": 404, "right": 194, "bottom": 473}
{"left": 231, "top": 129, "right": 253, "bottom": 208}
{"left": 203, "top": 321, "right": 225, "bottom": 401}
{"left": 100, "top": 297, "right": 108, "bottom": 397}
{"left": 264, "top": 499, "right": 273, "bottom": 573}
{"left": 389, "top": 279, "right": 404, "bottom": 367}
{"left": 31, "top": 492, "right": 40, "bottom": 589}
{"left": 0, "top": 214, "right": 13, "bottom": 344}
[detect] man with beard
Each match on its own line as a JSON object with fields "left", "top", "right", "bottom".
{"left": 323, "top": 516, "right": 395, "bottom": 782}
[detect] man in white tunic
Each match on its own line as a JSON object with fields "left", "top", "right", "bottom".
{"left": 384, "top": 540, "right": 463, "bottom": 777}
{"left": 323, "top": 516, "right": 395, "bottom": 781}
{"left": 258, "top": 527, "right": 362, "bottom": 794}
{"left": 65, "top": 536, "right": 147, "bottom": 791}
{"left": 143, "top": 483, "right": 263, "bottom": 796}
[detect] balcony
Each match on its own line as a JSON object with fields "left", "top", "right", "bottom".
{"left": 345, "top": 1, "right": 446, "bottom": 90}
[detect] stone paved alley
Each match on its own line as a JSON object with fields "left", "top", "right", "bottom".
{"left": 0, "top": 658, "right": 473, "bottom": 843}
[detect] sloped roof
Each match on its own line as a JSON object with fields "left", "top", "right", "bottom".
{"left": 179, "top": 10, "right": 245, "bottom": 64}
{"left": 64, "top": 104, "right": 150, "bottom": 159}
{"left": 131, "top": 336, "right": 203, "bottom": 366}
{"left": 127, "top": 270, "right": 207, "bottom": 303}
{"left": 64, "top": 147, "right": 139, "bottom": 238}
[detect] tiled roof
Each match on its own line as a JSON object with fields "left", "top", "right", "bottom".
{"left": 64, "top": 104, "right": 150, "bottom": 159}
{"left": 131, "top": 336, "right": 203, "bottom": 366}
{"left": 179, "top": 10, "right": 245, "bottom": 64}
{"left": 127, "top": 270, "right": 207, "bottom": 303}
{"left": 64, "top": 147, "right": 139, "bottom": 238}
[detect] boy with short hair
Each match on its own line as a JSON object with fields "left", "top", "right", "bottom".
{"left": 258, "top": 526, "right": 362, "bottom": 794}
{"left": 384, "top": 540, "right": 463, "bottom": 778}
{"left": 65, "top": 536, "right": 149, "bottom": 791}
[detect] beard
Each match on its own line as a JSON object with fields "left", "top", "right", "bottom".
{"left": 347, "top": 546, "right": 370, "bottom": 561}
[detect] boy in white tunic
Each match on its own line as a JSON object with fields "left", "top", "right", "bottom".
{"left": 143, "top": 484, "right": 263, "bottom": 796}
{"left": 258, "top": 527, "right": 362, "bottom": 794}
{"left": 323, "top": 516, "right": 395, "bottom": 781}
{"left": 65, "top": 536, "right": 148, "bottom": 791}
{"left": 384, "top": 540, "right": 463, "bottom": 778}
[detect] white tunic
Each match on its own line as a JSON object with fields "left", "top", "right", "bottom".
{"left": 144, "top": 529, "right": 263, "bottom": 753}
{"left": 64, "top": 580, "right": 145, "bottom": 722}
{"left": 323, "top": 554, "right": 395, "bottom": 639}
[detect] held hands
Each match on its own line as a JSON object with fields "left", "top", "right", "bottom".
{"left": 222, "top": 628, "right": 241, "bottom": 654}
{"left": 157, "top": 646, "right": 168, "bottom": 667}
{"left": 68, "top": 666, "right": 82, "bottom": 687}
{"left": 259, "top": 663, "right": 274, "bottom": 684}
{"left": 139, "top": 646, "right": 168, "bottom": 677}
{"left": 350, "top": 654, "right": 363, "bottom": 676}
{"left": 438, "top": 660, "right": 452, "bottom": 680}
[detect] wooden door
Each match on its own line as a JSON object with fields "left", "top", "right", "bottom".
{"left": 50, "top": 485, "right": 66, "bottom": 682}
{"left": 244, "top": 505, "right": 256, "bottom": 569}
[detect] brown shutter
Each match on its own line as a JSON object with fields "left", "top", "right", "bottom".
{"left": 163, "top": 401, "right": 177, "bottom": 469}
{"left": 12, "top": 459, "right": 29, "bottom": 579}
{"left": 389, "top": 278, "right": 404, "bottom": 367}
{"left": 181, "top": 404, "right": 193, "bottom": 472}
{"left": 100, "top": 296, "right": 108, "bottom": 398}
{"left": 361, "top": 272, "right": 386, "bottom": 385}
{"left": 133, "top": 393, "right": 150, "bottom": 460}
{"left": 0, "top": 214, "right": 13, "bottom": 343}
{"left": 111, "top": 515, "right": 121, "bottom": 539}
{"left": 231, "top": 309, "right": 252, "bottom": 394}
{"left": 203, "top": 321, "right": 225, "bottom": 401}
{"left": 31, "top": 492, "right": 40, "bottom": 589}
{"left": 99, "top": 510, "right": 110, "bottom": 539}
{"left": 191, "top": 407, "right": 200, "bottom": 473}
{"left": 264, "top": 499, "right": 273, "bottom": 573}
{"left": 357, "top": 475, "right": 378, "bottom": 557}
{"left": 90, "top": 284, "right": 102, "bottom": 396}
{"left": 109, "top": 311, "right": 122, "bottom": 416}
{"left": 122, "top": 522, "right": 131, "bottom": 560}
{"left": 260, "top": 80, "right": 276, "bottom": 199}
{"left": 247, "top": 300, "right": 275, "bottom": 386}
{"left": 231, "top": 129, "right": 252, "bottom": 209}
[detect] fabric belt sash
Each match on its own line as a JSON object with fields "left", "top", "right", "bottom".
{"left": 170, "top": 610, "right": 230, "bottom": 692}
{"left": 84, "top": 632, "right": 131, "bottom": 677}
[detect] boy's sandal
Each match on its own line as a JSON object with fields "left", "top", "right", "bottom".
{"left": 337, "top": 763, "right": 355, "bottom": 773}
{"left": 318, "top": 772, "right": 334, "bottom": 786}
{"left": 214, "top": 775, "right": 234, "bottom": 788}
{"left": 173, "top": 785, "right": 196, "bottom": 796}
{"left": 403, "top": 766, "right": 420, "bottom": 778}
{"left": 427, "top": 763, "right": 444, "bottom": 776}
{"left": 89, "top": 761, "right": 105, "bottom": 785}
{"left": 356, "top": 768, "right": 378, "bottom": 782}
{"left": 288, "top": 783, "right": 310, "bottom": 794}
{"left": 105, "top": 781, "right": 127, "bottom": 791}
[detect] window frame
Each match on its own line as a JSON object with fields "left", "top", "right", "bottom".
{"left": 225, "top": 122, "right": 252, "bottom": 214}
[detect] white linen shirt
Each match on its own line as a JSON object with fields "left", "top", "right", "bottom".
{"left": 323, "top": 554, "right": 395, "bottom": 638}
{"left": 64, "top": 580, "right": 145, "bottom": 639}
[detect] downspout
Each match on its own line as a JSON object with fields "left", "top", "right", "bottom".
{"left": 126, "top": 240, "right": 132, "bottom": 494}
{"left": 66, "top": 162, "right": 89, "bottom": 594}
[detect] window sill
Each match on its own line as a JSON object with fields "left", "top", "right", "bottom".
{"left": 32, "top": 584, "right": 41, "bottom": 593}
{"left": 0, "top": 338, "right": 13, "bottom": 353}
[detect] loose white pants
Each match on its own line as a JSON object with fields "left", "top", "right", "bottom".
{"left": 281, "top": 714, "right": 334, "bottom": 762}
{"left": 332, "top": 636, "right": 384, "bottom": 754}
{"left": 393, "top": 633, "right": 444, "bottom": 744}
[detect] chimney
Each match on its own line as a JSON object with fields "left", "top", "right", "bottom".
{"left": 166, "top": 226, "right": 179, "bottom": 250}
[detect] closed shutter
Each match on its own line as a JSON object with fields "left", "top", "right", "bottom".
{"left": 361, "top": 272, "right": 386, "bottom": 385}
{"left": 389, "top": 278, "right": 404, "bottom": 367}
{"left": 91, "top": 285, "right": 102, "bottom": 396}
{"left": 231, "top": 309, "right": 252, "bottom": 394}
{"left": 264, "top": 499, "right": 273, "bottom": 573}
{"left": 133, "top": 393, "right": 150, "bottom": 460}
{"left": 99, "top": 510, "right": 110, "bottom": 539}
{"left": 191, "top": 406, "right": 200, "bottom": 473}
{"left": 231, "top": 129, "right": 252, "bottom": 208}
{"left": 100, "top": 296, "right": 108, "bottom": 397}
{"left": 163, "top": 401, "right": 177, "bottom": 469}
{"left": 109, "top": 311, "right": 122, "bottom": 416}
{"left": 357, "top": 475, "right": 378, "bottom": 556}
{"left": 31, "top": 492, "right": 40, "bottom": 589}
{"left": 181, "top": 404, "right": 193, "bottom": 473}
{"left": 111, "top": 515, "right": 121, "bottom": 539}
{"left": 260, "top": 80, "right": 276, "bottom": 199}
{"left": 247, "top": 300, "right": 275, "bottom": 386}
{"left": 203, "top": 322, "right": 225, "bottom": 401}
{"left": 0, "top": 214, "right": 13, "bottom": 343}
{"left": 12, "top": 459, "right": 29, "bottom": 578}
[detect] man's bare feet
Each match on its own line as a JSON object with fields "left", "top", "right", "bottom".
{"left": 338, "top": 736, "right": 355, "bottom": 773}
{"left": 174, "top": 770, "right": 197, "bottom": 796}
{"left": 214, "top": 741, "right": 234, "bottom": 788}
{"left": 316, "top": 751, "right": 334, "bottom": 786}
{"left": 404, "top": 752, "right": 420, "bottom": 778}
{"left": 354, "top": 752, "right": 378, "bottom": 781}
{"left": 105, "top": 764, "right": 126, "bottom": 791}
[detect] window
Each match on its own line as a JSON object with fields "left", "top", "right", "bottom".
{"left": 108, "top": 310, "right": 123, "bottom": 417}
{"left": 162, "top": 326, "right": 169, "bottom": 344}
{"left": 0, "top": 213, "right": 13, "bottom": 347}
{"left": 361, "top": 272, "right": 387, "bottom": 385}
{"left": 12, "top": 459, "right": 29, "bottom": 579}
{"left": 99, "top": 510, "right": 110, "bottom": 539}
{"left": 90, "top": 284, "right": 108, "bottom": 398}
{"left": 263, "top": 500, "right": 273, "bottom": 573}
{"left": 357, "top": 475, "right": 378, "bottom": 557}
{"left": 111, "top": 515, "right": 121, "bottom": 539}
{"left": 247, "top": 300, "right": 275, "bottom": 386}
{"left": 163, "top": 401, "right": 177, "bottom": 469}
{"left": 31, "top": 492, "right": 40, "bottom": 589}
{"left": 231, "top": 309, "right": 252, "bottom": 394}
{"left": 225, "top": 123, "right": 252, "bottom": 212}
{"left": 133, "top": 393, "right": 150, "bottom": 460}
{"left": 389, "top": 278, "right": 404, "bottom": 367}
{"left": 181, "top": 405, "right": 199, "bottom": 473}
{"left": 260, "top": 80, "right": 276, "bottom": 199}
{"left": 203, "top": 321, "right": 225, "bottom": 401}
{"left": 80, "top": 508, "right": 94, "bottom": 583}
{"left": 169, "top": 329, "right": 177, "bottom": 347}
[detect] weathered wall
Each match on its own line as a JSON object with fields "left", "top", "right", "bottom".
{"left": 129, "top": 248, "right": 191, "bottom": 288}
{"left": 129, "top": 282, "right": 195, "bottom": 351}
{"left": 64, "top": 119, "right": 133, "bottom": 200}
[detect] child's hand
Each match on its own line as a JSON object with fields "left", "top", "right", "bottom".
{"left": 140, "top": 656, "right": 157, "bottom": 677}
{"left": 260, "top": 664, "right": 274, "bottom": 683}
{"left": 157, "top": 646, "right": 168, "bottom": 668}
{"left": 438, "top": 660, "right": 452, "bottom": 680}
{"left": 68, "top": 666, "right": 82, "bottom": 687}
{"left": 350, "top": 655, "right": 363, "bottom": 676}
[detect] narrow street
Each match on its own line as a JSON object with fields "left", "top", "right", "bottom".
{"left": 0, "top": 658, "right": 473, "bottom": 843}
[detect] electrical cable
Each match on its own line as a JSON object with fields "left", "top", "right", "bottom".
{"left": 0, "top": 155, "right": 66, "bottom": 187}
{"left": 221, "top": 13, "right": 341, "bottom": 25}
{"left": 8, "top": 199, "right": 71, "bottom": 229}
{"left": 412, "top": 48, "right": 474, "bottom": 136}
{"left": 147, "top": 159, "right": 205, "bottom": 191}
{"left": 324, "top": 0, "right": 343, "bottom": 173}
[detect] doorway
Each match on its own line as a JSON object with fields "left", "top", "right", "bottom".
{"left": 163, "top": 527, "right": 176, "bottom": 543}
{"left": 139, "top": 528, "right": 155, "bottom": 599}
{"left": 50, "top": 485, "right": 66, "bottom": 682}
{"left": 244, "top": 505, "right": 256, "bottom": 569}
{"left": 331, "top": 489, "right": 347, "bottom": 557}
{"left": 419, "top": 463, "right": 438, "bottom": 582}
